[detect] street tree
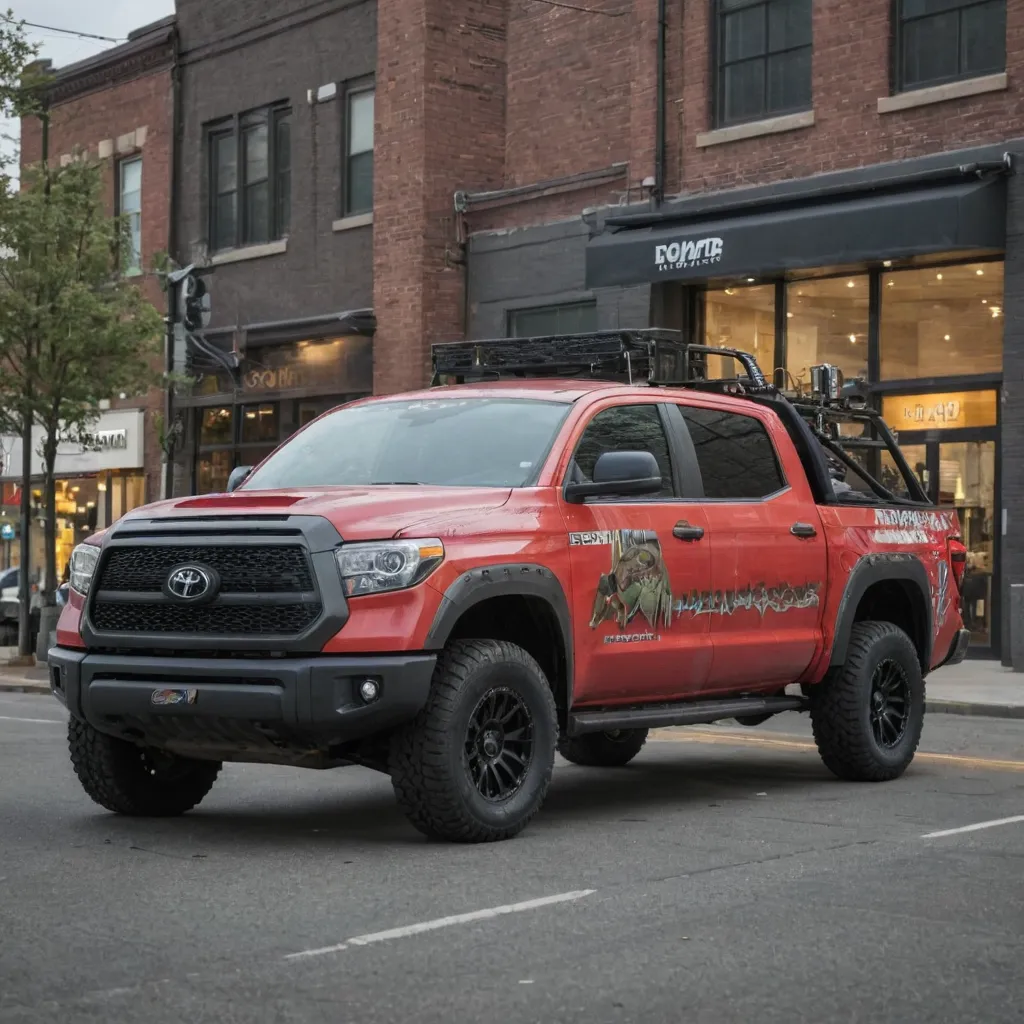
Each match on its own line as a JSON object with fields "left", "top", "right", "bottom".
{"left": 0, "top": 156, "right": 163, "bottom": 649}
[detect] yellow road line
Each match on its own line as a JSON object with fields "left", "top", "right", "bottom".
{"left": 649, "top": 727, "right": 1024, "bottom": 772}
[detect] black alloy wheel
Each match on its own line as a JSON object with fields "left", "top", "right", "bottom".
{"left": 465, "top": 686, "right": 534, "bottom": 801}
{"left": 869, "top": 658, "right": 911, "bottom": 749}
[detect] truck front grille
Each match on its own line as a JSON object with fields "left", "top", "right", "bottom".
{"left": 90, "top": 600, "right": 321, "bottom": 636}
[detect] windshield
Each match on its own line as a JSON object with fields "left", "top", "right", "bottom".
{"left": 241, "top": 396, "right": 572, "bottom": 489}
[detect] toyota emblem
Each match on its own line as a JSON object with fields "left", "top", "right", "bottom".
{"left": 164, "top": 564, "right": 215, "bottom": 602}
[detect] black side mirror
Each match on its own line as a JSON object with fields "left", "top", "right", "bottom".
{"left": 564, "top": 450, "right": 663, "bottom": 504}
{"left": 227, "top": 465, "right": 252, "bottom": 492}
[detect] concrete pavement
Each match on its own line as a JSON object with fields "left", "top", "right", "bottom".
{"left": 0, "top": 692, "right": 1021, "bottom": 1023}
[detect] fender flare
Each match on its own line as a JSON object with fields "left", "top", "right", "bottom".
{"left": 829, "top": 553, "right": 934, "bottom": 670}
{"left": 424, "top": 563, "right": 573, "bottom": 698}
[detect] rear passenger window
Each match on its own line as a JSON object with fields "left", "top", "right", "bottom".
{"left": 679, "top": 406, "right": 785, "bottom": 500}
{"left": 572, "top": 404, "right": 674, "bottom": 499}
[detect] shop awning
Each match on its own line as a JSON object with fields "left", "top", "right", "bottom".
{"left": 584, "top": 175, "right": 1007, "bottom": 288}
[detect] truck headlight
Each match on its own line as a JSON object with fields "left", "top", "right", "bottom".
{"left": 336, "top": 539, "right": 444, "bottom": 597}
{"left": 69, "top": 543, "right": 101, "bottom": 596}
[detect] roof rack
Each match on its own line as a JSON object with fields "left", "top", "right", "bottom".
{"left": 430, "top": 329, "right": 772, "bottom": 393}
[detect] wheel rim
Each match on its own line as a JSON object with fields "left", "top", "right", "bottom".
{"left": 869, "top": 659, "right": 911, "bottom": 749}
{"left": 464, "top": 686, "right": 534, "bottom": 802}
{"left": 139, "top": 748, "right": 190, "bottom": 781}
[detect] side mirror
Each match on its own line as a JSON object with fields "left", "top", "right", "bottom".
{"left": 227, "top": 465, "right": 252, "bottom": 492}
{"left": 564, "top": 450, "right": 663, "bottom": 504}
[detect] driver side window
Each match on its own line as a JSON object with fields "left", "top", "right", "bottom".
{"left": 571, "top": 404, "right": 674, "bottom": 499}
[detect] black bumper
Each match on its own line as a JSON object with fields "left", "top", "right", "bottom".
{"left": 48, "top": 646, "right": 436, "bottom": 763}
{"left": 937, "top": 628, "right": 971, "bottom": 669}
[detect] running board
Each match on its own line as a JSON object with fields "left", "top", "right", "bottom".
{"left": 567, "top": 695, "right": 807, "bottom": 736}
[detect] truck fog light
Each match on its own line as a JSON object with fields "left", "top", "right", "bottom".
{"left": 359, "top": 679, "right": 380, "bottom": 704}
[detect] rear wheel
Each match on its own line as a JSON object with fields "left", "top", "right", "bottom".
{"left": 557, "top": 728, "right": 648, "bottom": 767}
{"left": 390, "top": 639, "right": 557, "bottom": 843}
{"left": 809, "top": 621, "right": 924, "bottom": 782}
{"left": 68, "top": 719, "right": 221, "bottom": 816}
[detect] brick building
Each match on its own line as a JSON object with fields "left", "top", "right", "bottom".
{"left": 12, "top": 17, "right": 175, "bottom": 579}
{"left": 460, "top": 0, "right": 1021, "bottom": 666}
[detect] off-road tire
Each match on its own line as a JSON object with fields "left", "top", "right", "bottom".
{"left": 557, "top": 729, "right": 648, "bottom": 767}
{"left": 389, "top": 639, "right": 558, "bottom": 843}
{"left": 68, "top": 718, "right": 222, "bottom": 816}
{"left": 809, "top": 621, "right": 925, "bottom": 782}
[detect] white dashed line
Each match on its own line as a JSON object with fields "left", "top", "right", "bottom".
{"left": 0, "top": 715, "right": 63, "bottom": 725}
{"left": 921, "top": 815, "right": 1024, "bottom": 839}
{"left": 285, "top": 889, "right": 597, "bottom": 961}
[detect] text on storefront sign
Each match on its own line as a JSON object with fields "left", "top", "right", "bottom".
{"left": 654, "top": 236, "right": 724, "bottom": 273}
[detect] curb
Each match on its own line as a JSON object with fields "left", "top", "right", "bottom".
{"left": 0, "top": 680, "right": 49, "bottom": 694}
{"left": 926, "top": 698, "right": 1024, "bottom": 720}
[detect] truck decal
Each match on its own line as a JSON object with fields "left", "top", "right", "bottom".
{"left": 674, "top": 582, "right": 821, "bottom": 619}
{"left": 589, "top": 530, "right": 673, "bottom": 633}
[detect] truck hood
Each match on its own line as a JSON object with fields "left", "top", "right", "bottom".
{"left": 121, "top": 486, "right": 515, "bottom": 541}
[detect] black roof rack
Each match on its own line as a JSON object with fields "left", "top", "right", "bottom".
{"left": 430, "top": 329, "right": 772, "bottom": 392}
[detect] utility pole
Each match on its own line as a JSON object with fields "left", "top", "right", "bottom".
{"left": 17, "top": 106, "right": 47, "bottom": 660}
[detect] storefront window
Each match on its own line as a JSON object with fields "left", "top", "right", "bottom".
{"left": 704, "top": 285, "right": 775, "bottom": 379}
{"left": 785, "top": 275, "right": 869, "bottom": 388}
{"left": 200, "top": 406, "right": 233, "bottom": 445}
{"left": 880, "top": 261, "right": 1003, "bottom": 380}
{"left": 881, "top": 390, "right": 998, "bottom": 433}
{"left": 241, "top": 403, "right": 279, "bottom": 443}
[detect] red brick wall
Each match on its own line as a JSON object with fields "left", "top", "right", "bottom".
{"left": 19, "top": 67, "right": 173, "bottom": 503}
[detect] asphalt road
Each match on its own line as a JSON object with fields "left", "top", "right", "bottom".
{"left": 1, "top": 691, "right": 1022, "bottom": 1024}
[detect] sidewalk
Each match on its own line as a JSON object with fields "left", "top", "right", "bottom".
{"left": 1, "top": 654, "right": 1022, "bottom": 717}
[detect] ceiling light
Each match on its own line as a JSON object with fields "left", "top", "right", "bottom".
{"left": 746, "top": 277, "right": 755, "bottom": 283}
{"left": 887, "top": 280, "right": 894, "bottom": 287}
{"left": 976, "top": 268, "right": 984, "bottom": 276}
{"left": 847, "top": 280, "right": 855, "bottom": 288}
{"left": 982, "top": 299, "right": 988, "bottom": 304}
{"left": 786, "top": 311, "right": 793, "bottom": 318}
{"left": 944, "top": 334, "right": 951, "bottom": 341}
{"left": 883, "top": 260, "right": 892, "bottom": 267}
{"left": 724, "top": 288, "right": 735, "bottom": 295}
{"left": 936, "top": 272, "right": 943, "bottom": 280}
{"left": 849, "top": 334, "right": 856, "bottom": 343}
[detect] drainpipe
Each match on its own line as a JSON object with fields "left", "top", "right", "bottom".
{"left": 654, "top": 0, "right": 667, "bottom": 205}
{"left": 164, "top": 28, "right": 181, "bottom": 501}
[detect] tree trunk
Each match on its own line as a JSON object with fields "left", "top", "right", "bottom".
{"left": 16, "top": 403, "right": 33, "bottom": 658}
{"left": 42, "top": 427, "right": 59, "bottom": 608}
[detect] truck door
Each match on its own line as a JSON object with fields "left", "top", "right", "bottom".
{"left": 666, "top": 400, "right": 828, "bottom": 693}
{"left": 558, "top": 400, "right": 713, "bottom": 706}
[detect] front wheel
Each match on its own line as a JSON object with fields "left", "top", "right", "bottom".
{"left": 68, "top": 719, "right": 222, "bottom": 816}
{"left": 809, "top": 620, "right": 925, "bottom": 782}
{"left": 389, "top": 639, "right": 558, "bottom": 843}
{"left": 558, "top": 729, "right": 648, "bottom": 767}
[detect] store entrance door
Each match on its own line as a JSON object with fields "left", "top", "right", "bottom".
{"left": 894, "top": 433, "right": 998, "bottom": 655}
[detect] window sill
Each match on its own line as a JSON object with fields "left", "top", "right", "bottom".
{"left": 696, "top": 110, "right": 815, "bottom": 148}
{"left": 333, "top": 212, "right": 373, "bottom": 232}
{"left": 210, "top": 239, "right": 288, "bottom": 266}
{"left": 878, "top": 72, "right": 1008, "bottom": 114}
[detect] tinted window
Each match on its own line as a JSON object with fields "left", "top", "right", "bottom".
{"left": 242, "top": 398, "right": 570, "bottom": 489}
{"left": 679, "top": 405, "right": 785, "bottom": 499}
{"left": 571, "top": 405, "right": 674, "bottom": 499}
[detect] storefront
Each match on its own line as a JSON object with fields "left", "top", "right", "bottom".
{"left": 585, "top": 160, "right": 1009, "bottom": 657}
{"left": 178, "top": 317, "right": 375, "bottom": 494}
{"left": 0, "top": 409, "right": 147, "bottom": 580}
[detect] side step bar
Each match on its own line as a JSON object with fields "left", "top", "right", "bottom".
{"left": 568, "top": 695, "right": 807, "bottom": 736}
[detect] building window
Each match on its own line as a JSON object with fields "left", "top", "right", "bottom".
{"left": 343, "top": 83, "right": 374, "bottom": 216}
{"left": 895, "top": 0, "right": 1006, "bottom": 93}
{"left": 679, "top": 405, "right": 785, "bottom": 499}
{"left": 508, "top": 301, "right": 598, "bottom": 337}
{"left": 118, "top": 157, "right": 142, "bottom": 274}
{"left": 207, "top": 103, "right": 292, "bottom": 252}
{"left": 714, "top": 0, "right": 812, "bottom": 127}
{"left": 880, "top": 261, "right": 1003, "bottom": 380}
{"left": 785, "top": 275, "right": 869, "bottom": 387}
{"left": 703, "top": 284, "right": 775, "bottom": 379}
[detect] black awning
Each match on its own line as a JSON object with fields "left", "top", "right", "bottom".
{"left": 585, "top": 175, "right": 1006, "bottom": 288}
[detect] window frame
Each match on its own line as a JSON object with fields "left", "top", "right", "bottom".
{"left": 116, "top": 155, "right": 143, "bottom": 276}
{"left": 711, "top": 0, "right": 814, "bottom": 129}
{"left": 561, "top": 401, "right": 682, "bottom": 504}
{"left": 507, "top": 300, "right": 599, "bottom": 338}
{"left": 892, "top": 0, "right": 1006, "bottom": 94}
{"left": 340, "top": 76, "right": 375, "bottom": 217}
{"left": 668, "top": 400, "right": 790, "bottom": 503}
{"left": 206, "top": 101, "right": 292, "bottom": 253}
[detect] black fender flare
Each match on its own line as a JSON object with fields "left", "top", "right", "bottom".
{"left": 829, "top": 553, "right": 934, "bottom": 670}
{"left": 425, "top": 562, "right": 573, "bottom": 697}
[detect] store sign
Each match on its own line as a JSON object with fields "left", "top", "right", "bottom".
{"left": 655, "top": 236, "right": 724, "bottom": 273}
{"left": 883, "top": 390, "right": 998, "bottom": 433}
{"left": 81, "top": 428, "right": 128, "bottom": 451}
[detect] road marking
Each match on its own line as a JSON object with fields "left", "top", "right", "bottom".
{"left": 649, "top": 728, "right": 1024, "bottom": 772}
{"left": 284, "top": 889, "right": 596, "bottom": 962}
{"left": 921, "top": 815, "right": 1024, "bottom": 840}
{"left": 0, "top": 714, "right": 62, "bottom": 725}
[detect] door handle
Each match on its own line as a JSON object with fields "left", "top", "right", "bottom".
{"left": 673, "top": 522, "right": 705, "bottom": 541}
{"left": 791, "top": 522, "right": 817, "bottom": 538}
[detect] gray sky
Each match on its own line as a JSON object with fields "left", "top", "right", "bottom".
{"left": 6, "top": 1, "right": 175, "bottom": 175}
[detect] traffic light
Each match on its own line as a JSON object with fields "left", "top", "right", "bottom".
{"left": 180, "top": 272, "right": 211, "bottom": 332}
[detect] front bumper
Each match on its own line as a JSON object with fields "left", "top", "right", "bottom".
{"left": 937, "top": 628, "right": 971, "bottom": 669}
{"left": 48, "top": 646, "right": 436, "bottom": 764}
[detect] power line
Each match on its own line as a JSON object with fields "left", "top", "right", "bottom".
{"left": 4, "top": 18, "right": 125, "bottom": 44}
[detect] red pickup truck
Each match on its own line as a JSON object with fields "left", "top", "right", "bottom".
{"left": 49, "top": 331, "right": 969, "bottom": 843}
